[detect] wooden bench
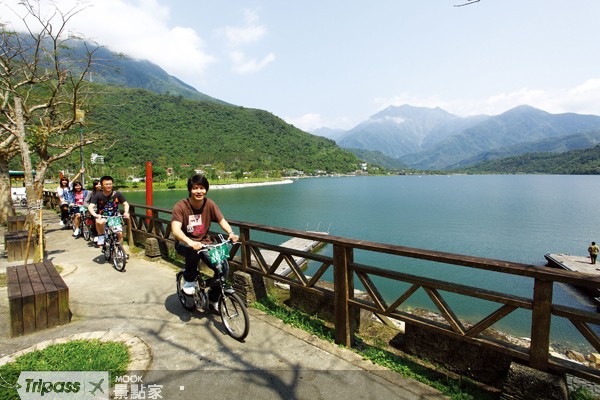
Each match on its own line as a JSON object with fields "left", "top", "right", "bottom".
{"left": 7, "top": 215, "right": 27, "bottom": 232}
{"left": 7, "top": 261, "right": 70, "bottom": 337}
{"left": 5, "top": 230, "right": 34, "bottom": 262}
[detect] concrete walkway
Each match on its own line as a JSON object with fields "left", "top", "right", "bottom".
{"left": 0, "top": 209, "right": 446, "bottom": 399}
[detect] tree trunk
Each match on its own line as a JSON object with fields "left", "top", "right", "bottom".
{"left": 14, "top": 97, "right": 44, "bottom": 260}
{"left": 0, "top": 158, "right": 16, "bottom": 224}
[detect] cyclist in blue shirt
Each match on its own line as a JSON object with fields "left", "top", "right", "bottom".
{"left": 56, "top": 168, "right": 83, "bottom": 227}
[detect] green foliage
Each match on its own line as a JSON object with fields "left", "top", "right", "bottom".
{"left": 570, "top": 386, "right": 600, "bottom": 400}
{"left": 59, "top": 86, "right": 363, "bottom": 178}
{"left": 0, "top": 339, "right": 129, "bottom": 399}
{"left": 347, "top": 148, "right": 408, "bottom": 171}
{"left": 462, "top": 144, "right": 600, "bottom": 174}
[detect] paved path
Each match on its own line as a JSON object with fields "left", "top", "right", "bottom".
{"left": 0, "top": 209, "right": 446, "bottom": 399}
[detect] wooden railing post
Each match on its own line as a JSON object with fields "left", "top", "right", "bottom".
{"left": 530, "top": 278, "right": 553, "bottom": 371}
{"left": 333, "top": 243, "right": 354, "bottom": 347}
{"left": 150, "top": 209, "right": 159, "bottom": 235}
{"left": 240, "top": 227, "right": 250, "bottom": 272}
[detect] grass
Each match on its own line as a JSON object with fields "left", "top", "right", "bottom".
{"left": 0, "top": 339, "right": 129, "bottom": 400}
{"left": 571, "top": 387, "right": 600, "bottom": 400}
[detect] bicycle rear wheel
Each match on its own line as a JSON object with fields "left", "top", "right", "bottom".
{"left": 219, "top": 292, "right": 249, "bottom": 341}
{"left": 112, "top": 243, "right": 127, "bottom": 272}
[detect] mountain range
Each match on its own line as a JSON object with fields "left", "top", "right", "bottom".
{"left": 57, "top": 39, "right": 600, "bottom": 174}
{"left": 320, "top": 104, "right": 600, "bottom": 170}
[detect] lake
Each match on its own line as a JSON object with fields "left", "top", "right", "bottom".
{"left": 125, "top": 174, "right": 600, "bottom": 351}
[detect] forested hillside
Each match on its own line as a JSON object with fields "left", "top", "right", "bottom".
{"left": 463, "top": 144, "right": 600, "bottom": 174}
{"left": 77, "top": 86, "right": 362, "bottom": 176}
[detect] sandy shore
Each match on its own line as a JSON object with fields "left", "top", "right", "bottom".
{"left": 210, "top": 179, "right": 295, "bottom": 190}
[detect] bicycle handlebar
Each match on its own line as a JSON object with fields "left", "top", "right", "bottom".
{"left": 198, "top": 238, "right": 232, "bottom": 252}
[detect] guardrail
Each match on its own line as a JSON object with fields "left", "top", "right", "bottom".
{"left": 40, "top": 193, "right": 600, "bottom": 383}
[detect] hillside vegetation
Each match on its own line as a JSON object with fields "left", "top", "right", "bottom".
{"left": 72, "top": 86, "right": 363, "bottom": 176}
{"left": 463, "top": 144, "right": 600, "bottom": 174}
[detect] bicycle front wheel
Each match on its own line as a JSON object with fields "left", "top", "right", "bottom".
{"left": 219, "top": 292, "right": 249, "bottom": 341}
{"left": 112, "top": 243, "right": 127, "bottom": 272}
{"left": 82, "top": 221, "right": 91, "bottom": 241}
{"left": 176, "top": 272, "right": 195, "bottom": 311}
{"left": 103, "top": 240, "right": 112, "bottom": 261}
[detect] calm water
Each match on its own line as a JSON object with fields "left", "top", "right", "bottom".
{"left": 125, "top": 175, "right": 600, "bottom": 351}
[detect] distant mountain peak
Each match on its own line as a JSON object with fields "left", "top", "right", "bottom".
{"left": 336, "top": 103, "right": 600, "bottom": 170}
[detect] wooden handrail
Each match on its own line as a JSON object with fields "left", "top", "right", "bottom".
{"left": 39, "top": 194, "right": 600, "bottom": 383}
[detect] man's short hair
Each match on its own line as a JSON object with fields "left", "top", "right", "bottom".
{"left": 100, "top": 175, "right": 114, "bottom": 185}
{"left": 187, "top": 174, "right": 210, "bottom": 195}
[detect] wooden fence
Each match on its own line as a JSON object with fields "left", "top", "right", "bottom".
{"left": 41, "top": 193, "right": 600, "bottom": 384}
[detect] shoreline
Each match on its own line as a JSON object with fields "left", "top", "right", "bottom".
{"left": 119, "top": 179, "right": 295, "bottom": 193}
{"left": 210, "top": 179, "right": 295, "bottom": 190}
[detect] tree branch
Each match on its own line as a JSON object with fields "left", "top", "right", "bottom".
{"left": 454, "top": 0, "right": 481, "bottom": 7}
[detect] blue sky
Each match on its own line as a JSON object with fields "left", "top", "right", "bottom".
{"left": 2, "top": 0, "right": 600, "bottom": 131}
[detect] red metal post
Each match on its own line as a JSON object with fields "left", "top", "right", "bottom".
{"left": 145, "top": 162, "right": 153, "bottom": 223}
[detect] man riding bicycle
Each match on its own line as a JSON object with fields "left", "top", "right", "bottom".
{"left": 87, "top": 175, "right": 130, "bottom": 247}
{"left": 171, "top": 174, "right": 239, "bottom": 309}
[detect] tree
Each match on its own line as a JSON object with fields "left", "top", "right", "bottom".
{"left": 454, "top": 0, "right": 480, "bottom": 6}
{"left": 0, "top": 0, "right": 100, "bottom": 259}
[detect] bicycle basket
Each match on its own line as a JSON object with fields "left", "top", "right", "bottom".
{"left": 107, "top": 217, "right": 123, "bottom": 232}
{"left": 208, "top": 244, "right": 230, "bottom": 264}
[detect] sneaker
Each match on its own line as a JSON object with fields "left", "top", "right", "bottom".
{"left": 97, "top": 236, "right": 105, "bottom": 246}
{"left": 59, "top": 220, "right": 65, "bottom": 227}
{"left": 72, "top": 229, "right": 80, "bottom": 237}
{"left": 93, "top": 236, "right": 98, "bottom": 243}
{"left": 182, "top": 280, "right": 196, "bottom": 295}
{"left": 208, "top": 301, "right": 219, "bottom": 313}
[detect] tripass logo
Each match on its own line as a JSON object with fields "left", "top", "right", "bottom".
{"left": 15, "top": 371, "right": 109, "bottom": 399}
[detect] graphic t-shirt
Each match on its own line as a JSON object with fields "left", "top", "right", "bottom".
{"left": 89, "top": 190, "right": 127, "bottom": 216}
{"left": 57, "top": 186, "right": 73, "bottom": 204}
{"left": 73, "top": 190, "right": 87, "bottom": 206}
{"left": 171, "top": 198, "right": 224, "bottom": 244}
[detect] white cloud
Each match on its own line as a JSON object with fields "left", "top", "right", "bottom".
{"left": 284, "top": 113, "right": 359, "bottom": 132}
{"left": 375, "top": 80, "right": 600, "bottom": 119}
{"left": 560, "top": 79, "right": 600, "bottom": 115}
{"left": 285, "top": 113, "right": 325, "bottom": 131}
{"left": 230, "top": 51, "right": 275, "bottom": 74}
{"left": 222, "top": 9, "right": 266, "bottom": 47}
{"left": 0, "top": 0, "right": 216, "bottom": 86}
{"left": 221, "top": 9, "right": 274, "bottom": 74}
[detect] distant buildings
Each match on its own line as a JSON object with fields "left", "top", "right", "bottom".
{"left": 91, "top": 153, "right": 104, "bottom": 164}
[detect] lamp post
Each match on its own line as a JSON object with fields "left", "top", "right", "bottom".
{"left": 76, "top": 109, "right": 85, "bottom": 186}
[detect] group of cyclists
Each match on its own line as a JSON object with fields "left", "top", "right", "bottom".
{"left": 56, "top": 170, "right": 130, "bottom": 247}
{"left": 57, "top": 171, "right": 240, "bottom": 315}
